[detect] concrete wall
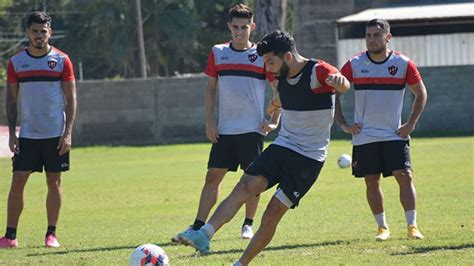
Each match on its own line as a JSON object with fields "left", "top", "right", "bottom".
{"left": 1, "top": 66, "right": 473, "bottom": 146}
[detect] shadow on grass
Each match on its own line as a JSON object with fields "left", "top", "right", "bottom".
{"left": 26, "top": 242, "right": 176, "bottom": 257}
{"left": 391, "top": 243, "right": 474, "bottom": 255}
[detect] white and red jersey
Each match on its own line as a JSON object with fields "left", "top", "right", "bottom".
{"left": 204, "top": 42, "right": 275, "bottom": 135}
{"left": 274, "top": 59, "right": 339, "bottom": 162}
{"left": 341, "top": 51, "right": 422, "bottom": 146}
{"left": 7, "top": 46, "right": 75, "bottom": 139}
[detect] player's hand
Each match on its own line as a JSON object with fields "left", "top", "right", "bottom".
{"left": 266, "top": 96, "right": 281, "bottom": 116}
{"left": 341, "top": 123, "right": 362, "bottom": 135}
{"left": 206, "top": 120, "right": 219, "bottom": 143}
{"left": 9, "top": 134, "right": 20, "bottom": 154}
{"left": 261, "top": 120, "right": 278, "bottom": 134}
{"left": 57, "top": 133, "right": 72, "bottom": 156}
{"left": 396, "top": 122, "right": 415, "bottom": 139}
{"left": 325, "top": 74, "right": 345, "bottom": 89}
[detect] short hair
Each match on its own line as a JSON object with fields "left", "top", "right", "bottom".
{"left": 256, "top": 30, "right": 296, "bottom": 57}
{"left": 27, "top": 11, "right": 51, "bottom": 28}
{"left": 229, "top": 3, "right": 253, "bottom": 21}
{"left": 366, "top": 18, "right": 390, "bottom": 33}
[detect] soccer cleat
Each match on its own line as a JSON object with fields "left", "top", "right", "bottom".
{"left": 178, "top": 229, "right": 210, "bottom": 254}
{"left": 407, "top": 225, "right": 424, "bottom": 240}
{"left": 374, "top": 227, "right": 391, "bottom": 241}
{"left": 0, "top": 236, "right": 18, "bottom": 248}
{"left": 241, "top": 225, "right": 254, "bottom": 239}
{"left": 171, "top": 226, "right": 193, "bottom": 244}
{"left": 45, "top": 234, "right": 61, "bottom": 248}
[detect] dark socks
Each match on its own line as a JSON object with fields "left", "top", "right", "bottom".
{"left": 5, "top": 227, "right": 17, "bottom": 240}
{"left": 243, "top": 218, "right": 253, "bottom": 227}
{"left": 46, "top": 226, "right": 56, "bottom": 237}
{"left": 192, "top": 219, "right": 205, "bottom": 230}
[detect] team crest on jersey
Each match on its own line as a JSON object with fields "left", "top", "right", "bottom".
{"left": 248, "top": 53, "right": 258, "bottom": 63}
{"left": 47, "top": 60, "right": 57, "bottom": 69}
{"left": 388, "top": 65, "right": 398, "bottom": 76}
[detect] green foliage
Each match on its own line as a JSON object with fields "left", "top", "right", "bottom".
{"left": 0, "top": 0, "right": 282, "bottom": 80}
{"left": 0, "top": 137, "right": 472, "bottom": 264}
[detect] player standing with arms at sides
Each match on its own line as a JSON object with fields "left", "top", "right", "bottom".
{"left": 336, "top": 18, "right": 427, "bottom": 241}
{"left": 1, "top": 11, "right": 76, "bottom": 248}
{"left": 172, "top": 3, "right": 280, "bottom": 242}
{"left": 177, "top": 30, "right": 350, "bottom": 266}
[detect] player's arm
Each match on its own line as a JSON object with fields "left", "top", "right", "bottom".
{"left": 6, "top": 82, "right": 20, "bottom": 154}
{"left": 262, "top": 80, "right": 281, "bottom": 133}
{"left": 58, "top": 80, "right": 77, "bottom": 155}
{"left": 396, "top": 80, "right": 427, "bottom": 138}
{"left": 325, "top": 73, "right": 350, "bottom": 94}
{"left": 205, "top": 77, "right": 219, "bottom": 143}
{"left": 333, "top": 61, "right": 360, "bottom": 135}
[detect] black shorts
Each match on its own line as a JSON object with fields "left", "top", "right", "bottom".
{"left": 245, "top": 144, "right": 324, "bottom": 208}
{"left": 207, "top": 132, "right": 263, "bottom": 171}
{"left": 12, "top": 137, "right": 70, "bottom": 173}
{"left": 352, "top": 140, "right": 411, "bottom": 178}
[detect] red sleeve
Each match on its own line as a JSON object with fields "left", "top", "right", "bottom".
{"left": 312, "top": 61, "right": 339, "bottom": 94}
{"left": 6, "top": 60, "right": 18, "bottom": 84}
{"left": 264, "top": 65, "right": 275, "bottom": 82}
{"left": 406, "top": 60, "right": 422, "bottom": 85}
{"left": 340, "top": 61, "right": 353, "bottom": 82}
{"left": 61, "top": 56, "right": 75, "bottom": 81}
{"left": 204, "top": 50, "right": 217, "bottom": 78}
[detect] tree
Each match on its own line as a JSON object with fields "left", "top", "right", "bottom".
{"left": 254, "top": 0, "right": 287, "bottom": 41}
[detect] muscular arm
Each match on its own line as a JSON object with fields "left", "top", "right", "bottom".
{"left": 58, "top": 80, "right": 77, "bottom": 155}
{"left": 334, "top": 92, "right": 361, "bottom": 135}
{"left": 397, "top": 80, "right": 428, "bottom": 138}
{"left": 205, "top": 77, "right": 219, "bottom": 143}
{"left": 6, "top": 82, "right": 19, "bottom": 153}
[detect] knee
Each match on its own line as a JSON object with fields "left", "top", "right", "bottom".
{"left": 204, "top": 170, "right": 224, "bottom": 187}
{"left": 46, "top": 178, "right": 61, "bottom": 190}
{"left": 395, "top": 170, "right": 413, "bottom": 187}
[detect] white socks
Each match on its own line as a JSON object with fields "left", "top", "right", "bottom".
{"left": 405, "top": 210, "right": 417, "bottom": 227}
{"left": 374, "top": 212, "right": 389, "bottom": 228}
{"left": 201, "top": 224, "right": 215, "bottom": 239}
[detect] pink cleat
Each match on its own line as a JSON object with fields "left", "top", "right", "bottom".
{"left": 45, "top": 234, "right": 60, "bottom": 248}
{"left": 0, "top": 236, "right": 18, "bottom": 248}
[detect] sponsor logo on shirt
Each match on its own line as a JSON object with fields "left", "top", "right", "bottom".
{"left": 220, "top": 56, "right": 229, "bottom": 60}
{"left": 47, "top": 60, "right": 57, "bottom": 69}
{"left": 361, "top": 69, "right": 369, "bottom": 73}
{"left": 248, "top": 53, "right": 258, "bottom": 63}
{"left": 388, "top": 65, "right": 398, "bottom": 76}
{"left": 21, "top": 64, "right": 30, "bottom": 68}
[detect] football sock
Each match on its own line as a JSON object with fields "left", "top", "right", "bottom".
{"left": 46, "top": 226, "right": 56, "bottom": 237}
{"left": 192, "top": 219, "right": 205, "bottom": 230}
{"left": 243, "top": 218, "right": 253, "bottom": 227}
{"left": 374, "top": 212, "right": 388, "bottom": 229}
{"left": 201, "top": 224, "right": 215, "bottom": 240}
{"left": 405, "top": 210, "right": 417, "bottom": 227}
{"left": 5, "top": 227, "right": 17, "bottom": 240}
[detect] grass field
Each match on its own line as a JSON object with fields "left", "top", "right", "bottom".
{"left": 0, "top": 137, "right": 473, "bottom": 265}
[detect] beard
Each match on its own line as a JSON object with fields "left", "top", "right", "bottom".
{"left": 29, "top": 36, "right": 46, "bottom": 49}
{"left": 277, "top": 61, "right": 290, "bottom": 79}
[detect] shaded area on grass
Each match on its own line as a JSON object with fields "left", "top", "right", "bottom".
{"left": 391, "top": 243, "right": 474, "bottom": 255}
{"left": 26, "top": 242, "right": 176, "bottom": 257}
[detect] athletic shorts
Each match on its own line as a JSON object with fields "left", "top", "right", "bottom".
{"left": 12, "top": 137, "right": 70, "bottom": 173}
{"left": 245, "top": 144, "right": 324, "bottom": 208}
{"left": 207, "top": 132, "right": 263, "bottom": 171}
{"left": 352, "top": 140, "right": 411, "bottom": 178}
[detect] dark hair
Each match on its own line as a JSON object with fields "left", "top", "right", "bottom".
{"left": 366, "top": 18, "right": 390, "bottom": 33}
{"left": 27, "top": 11, "right": 51, "bottom": 28}
{"left": 256, "top": 30, "right": 296, "bottom": 57}
{"left": 229, "top": 3, "right": 253, "bottom": 21}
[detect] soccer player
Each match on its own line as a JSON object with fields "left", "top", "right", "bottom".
{"left": 0, "top": 12, "right": 77, "bottom": 248}
{"left": 336, "top": 18, "right": 427, "bottom": 241}
{"left": 172, "top": 3, "right": 279, "bottom": 242}
{"left": 176, "top": 30, "right": 350, "bottom": 265}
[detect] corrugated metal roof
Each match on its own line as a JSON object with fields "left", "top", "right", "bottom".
{"left": 337, "top": 3, "right": 474, "bottom": 23}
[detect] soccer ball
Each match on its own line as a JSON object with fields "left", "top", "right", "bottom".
{"left": 337, "top": 154, "right": 352, "bottom": 169}
{"left": 130, "top": 244, "right": 169, "bottom": 266}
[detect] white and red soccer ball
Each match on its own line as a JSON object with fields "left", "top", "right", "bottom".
{"left": 130, "top": 244, "right": 169, "bottom": 266}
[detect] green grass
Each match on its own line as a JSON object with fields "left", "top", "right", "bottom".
{"left": 0, "top": 137, "right": 473, "bottom": 265}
